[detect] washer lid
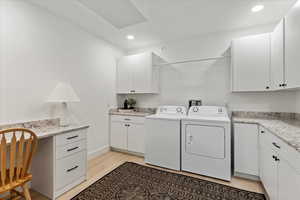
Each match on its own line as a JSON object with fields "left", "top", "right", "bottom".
{"left": 156, "top": 105, "right": 187, "bottom": 115}
{"left": 146, "top": 114, "right": 183, "bottom": 121}
{"left": 146, "top": 105, "right": 187, "bottom": 120}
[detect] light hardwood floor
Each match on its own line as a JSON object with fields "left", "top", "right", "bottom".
{"left": 31, "top": 151, "right": 264, "bottom": 200}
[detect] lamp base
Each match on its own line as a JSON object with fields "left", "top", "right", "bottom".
{"left": 59, "top": 102, "right": 72, "bottom": 127}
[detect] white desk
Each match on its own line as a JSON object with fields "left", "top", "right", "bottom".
{"left": 30, "top": 124, "right": 89, "bottom": 200}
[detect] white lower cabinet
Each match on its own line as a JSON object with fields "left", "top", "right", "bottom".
{"left": 278, "top": 158, "right": 300, "bottom": 200}
{"left": 32, "top": 128, "right": 88, "bottom": 199}
{"left": 128, "top": 123, "right": 145, "bottom": 153}
{"left": 260, "top": 136, "right": 278, "bottom": 200}
{"left": 110, "top": 115, "right": 145, "bottom": 154}
{"left": 110, "top": 121, "right": 128, "bottom": 149}
{"left": 234, "top": 123, "right": 259, "bottom": 177}
{"left": 259, "top": 126, "right": 300, "bottom": 200}
{"left": 236, "top": 123, "right": 300, "bottom": 200}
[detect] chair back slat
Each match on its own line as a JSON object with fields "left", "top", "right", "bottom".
{"left": 21, "top": 138, "right": 33, "bottom": 178}
{"left": 0, "top": 128, "right": 37, "bottom": 186}
{"left": 9, "top": 133, "right": 17, "bottom": 183}
{"left": 23, "top": 138, "right": 37, "bottom": 178}
{"left": 1, "top": 135, "right": 7, "bottom": 185}
{"left": 16, "top": 132, "right": 25, "bottom": 180}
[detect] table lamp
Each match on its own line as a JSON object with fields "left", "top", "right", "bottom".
{"left": 47, "top": 82, "right": 80, "bottom": 126}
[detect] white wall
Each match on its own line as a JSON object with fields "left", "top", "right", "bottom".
{"left": 296, "top": 91, "right": 300, "bottom": 113}
{"left": 0, "top": 0, "right": 124, "bottom": 156}
{"left": 120, "top": 25, "right": 298, "bottom": 113}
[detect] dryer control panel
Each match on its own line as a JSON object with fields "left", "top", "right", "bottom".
{"left": 188, "top": 106, "right": 228, "bottom": 117}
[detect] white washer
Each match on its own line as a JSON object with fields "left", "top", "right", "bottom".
{"left": 145, "top": 106, "right": 187, "bottom": 170}
{"left": 181, "top": 106, "right": 231, "bottom": 181}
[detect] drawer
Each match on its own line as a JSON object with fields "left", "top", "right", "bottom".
{"left": 56, "top": 139, "right": 86, "bottom": 159}
{"left": 55, "top": 151, "right": 86, "bottom": 190}
{"left": 55, "top": 129, "right": 87, "bottom": 146}
{"left": 110, "top": 115, "right": 145, "bottom": 124}
{"left": 259, "top": 126, "right": 283, "bottom": 152}
{"left": 279, "top": 140, "right": 300, "bottom": 174}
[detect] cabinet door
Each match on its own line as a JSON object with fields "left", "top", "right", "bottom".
{"left": 232, "top": 34, "right": 271, "bottom": 91}
{"left": 260, "top": 137, "right": 278, "bottom": 200}
{"left": 285, "top": 4, "right": 300, "bottom": 89}
{"left": 110, "top": 121, "right": 127, "bottom": 149}
{"left": 234, "top": 123, "right": 259, "bottom": 176}
{"left": 116, "top": 57, "right": 133, "bottom": 94}
{"left": 271, "top": 20, "right": 285, "bottom": 89}
{"left": 127, "top": 123, "right": 145, "bottom": 153}
{"left": 278, "top": 158, "right": 300, "bottom": 200}
{"left": 131, "top": 53, "right": 152, "bottom": 93}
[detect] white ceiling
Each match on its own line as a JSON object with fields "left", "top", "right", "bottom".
{"left": 27, "top": 0, "right": 297, "bottom": 51}
{"left": 77, "top": 0, "right": 147, "bottom": 29}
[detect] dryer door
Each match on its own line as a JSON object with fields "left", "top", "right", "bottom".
{"left": 185, "top": 124, "right": 225, "bottom": 159}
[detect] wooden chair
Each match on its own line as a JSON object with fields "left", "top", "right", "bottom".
{"left": 0, "top": 128, "right": 38, "bottom": 200}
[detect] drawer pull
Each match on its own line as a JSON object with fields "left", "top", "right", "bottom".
{"left": 67, "top": 135, "right": 79, "bottom": 140}
{"left": 67, "top": 147, "right": 79, "bottom": 152}
{"left": 124, "top": 118, "right": 131, "bottom": 121}
{"left": 272, "top": 142, "right": 281, "bottom": 149}
{"left": 67, "top": 165, "right": 79, "bottom": 172}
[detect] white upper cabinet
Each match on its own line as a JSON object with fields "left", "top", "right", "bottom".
{"left": 117, "top": 57, "right": 133, "bottom": 93}
{"left": 285, "top": 3, "right": 300, "bottom": 89}
{"left": 231, "top": 33, "right": 271, "bottom": 92}
{"left": 116, "top": 52, "right": 161, "bottom": 94}
{"left": 271, "top": 20, "right": 286, "bottom": 90}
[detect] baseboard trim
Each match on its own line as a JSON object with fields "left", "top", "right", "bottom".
{"left": 88, "top": 146, "right": 110, "bottom": 160}
{"left": 234, "top": 172, "right": 260, "bottom": 181}
{"left": 110, "top": 147, "right": 144, "bottom": 157}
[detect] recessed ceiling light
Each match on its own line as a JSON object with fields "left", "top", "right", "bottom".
{"left": 127, "top": 35, "right": 135, "bottom": 40}
{"left": 252, "top": 4, "right": 264, "bottom": 12}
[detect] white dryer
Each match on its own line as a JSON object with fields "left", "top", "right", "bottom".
{"left": 181, "top": 106, "right": 231, "bottom": 181}
{"left": 145, "top": 106, "right": 187, "bottom": 170}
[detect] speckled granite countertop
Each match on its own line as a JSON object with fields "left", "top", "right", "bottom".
{"left": 0, "top": 118, "right": 89, "bottom": 139}
{"left": 32, "top": 124, "right": 90, "bottom": 139}
{"left": 233, "top": 112, "right": 300, "bottom": 152}
{"left": 109, "top": 108, "right": 156, "bottom": 117}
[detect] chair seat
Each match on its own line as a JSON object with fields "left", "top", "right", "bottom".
{"left": 0, "top": 169, "right": 32, "bottom": 193}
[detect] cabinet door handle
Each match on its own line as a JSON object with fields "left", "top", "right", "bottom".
{"left": 188, "top": 135, "right": 193, "bottom": 144}
{"left": 67, "top": 146, "right": 79, "bottom": 152}
{"left": 67, "top": 165, "right": 79, "bottom": 172}
{"left": 260, "top": 130, "right": 265, "bottom": 134}
{"left": 67, "top": 135, "right": 79, "bottom": 140}
{"left": 272, "top": 142, "right": 281, "bottom": 149}
{"left": 266, "top": 86, "right": 270, "bottom": 89}
{"left": 272, "top": 155, "right": 280, "bottom": 162}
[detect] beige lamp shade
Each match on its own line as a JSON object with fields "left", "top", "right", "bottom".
{"left": 47, "top": 82, "right": 80, "bottom": 102}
